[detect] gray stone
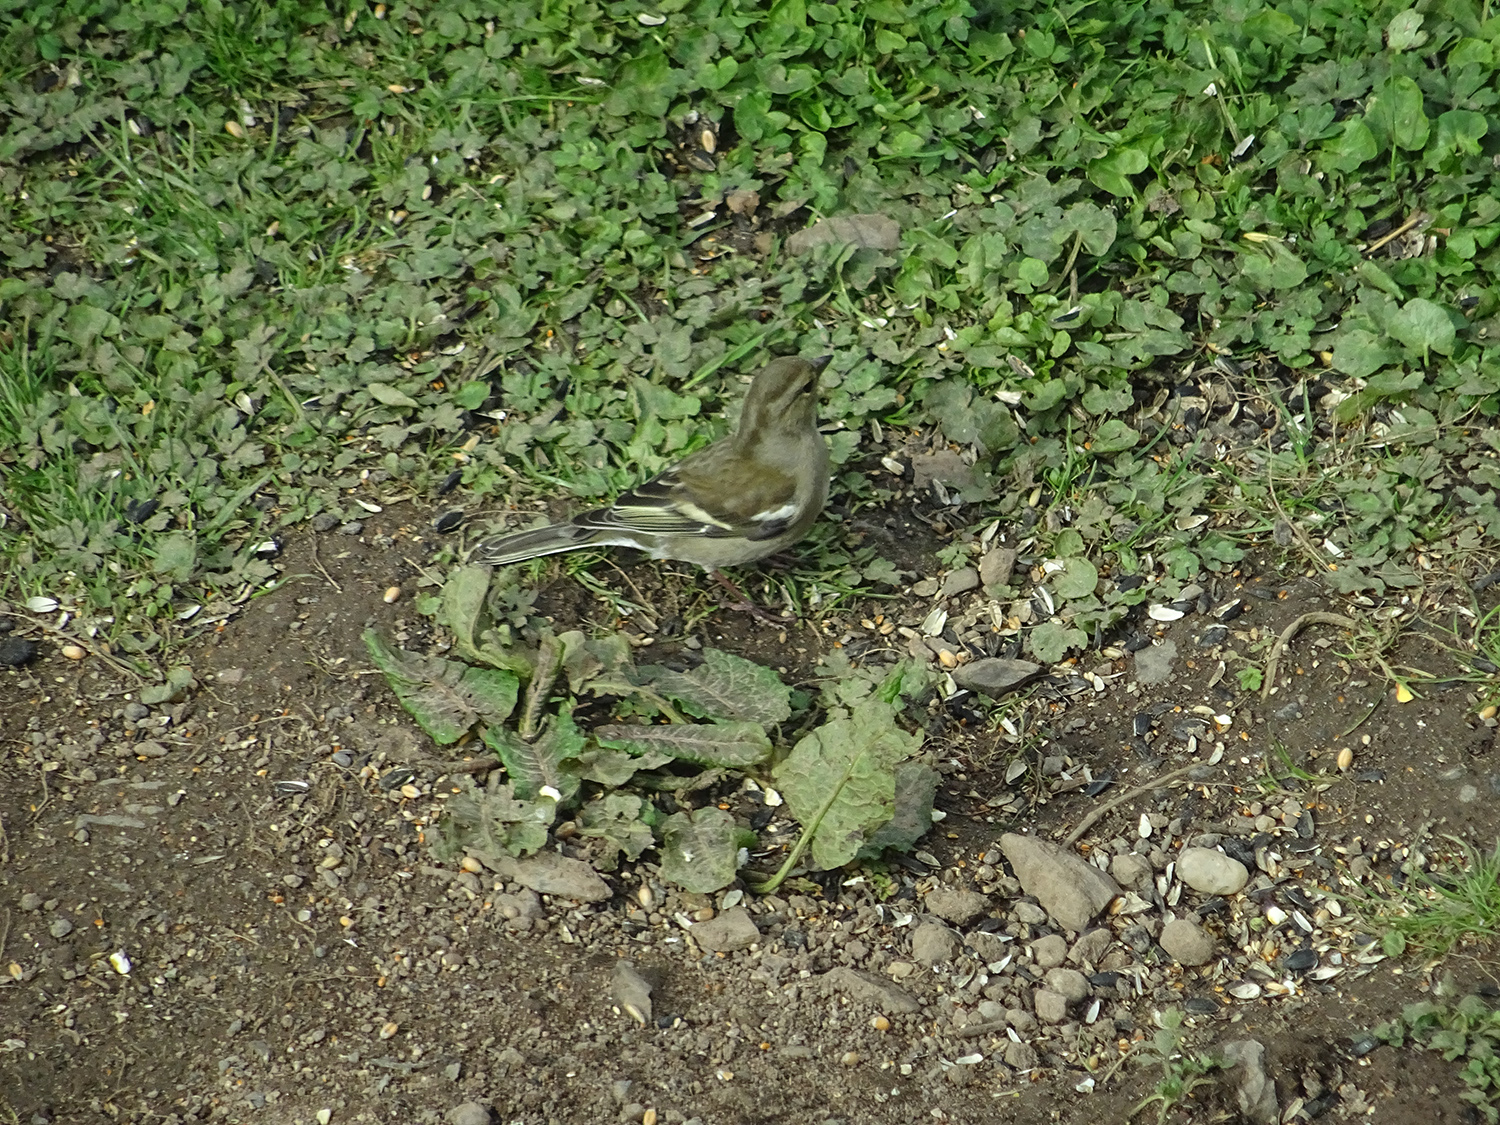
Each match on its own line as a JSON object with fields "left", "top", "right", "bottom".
{"left": 911, "top": 922, "right": 959, "bottom": 965}
{"left": 1033, "top": 988, "right": 1069, "bottom": 1024}
{"left": 1004, "top": 1040, "right": 1039, "bottom": 1070}
{"left": 1133, "top": 639, "right": 1177, "bottom": 685}
{"left": 1177, "top": 847, "right": 1249, "bottom": 896}
{"left": 1110, "top": 852, "right": 1154, "bottom": 890}
{"left": 1068, "top": 928, "right": 1112, "bottom": 967}
{"left": 496, "top": 851, "right": 610, "bottom": 901}
{"left": 1000, "top": 833, "right": 1121, "bottom": 933}
{"left": 1159, "top": 918, "right": 1214, "bottom": 966}
{"left": 1006, "top": 1009, "right": 1037, "bottom": 1033}
{"left": 18, "top": 893, "right": 42, "bottom": 912}
{"left": 966, "top": 931, "right": 1011, "bottom": 964}
{"left": 952, "top": 658, "right": 1042, "bottom": 698}
{"left": 1013, "top": 901, "right": 1048, "bottom": 925}
{"left": 1030, "top": 934, "right": 1067, "bottom": 969}
{"left": 979, "top": 546, "right": 1017, "bottom": 589}
{"left": 822, "top": 967, "right": 921, "bottom": 1014}
{"left": 446, "top": 1103, "right": 492, "bottom": 1125}
{"left": 48, "top": 918, "right": 73, "bottom": 939}
{"left": 938, "top": 568, "right": 980, "bottom": 598}
{"left": 1043, "top": 968, "right": 1090, "bottom": 1003}
{"left": 692, "top": 906, "right": 760, "bottom": 953}
{"left": 1221, "top": 1039, "right": 1278, "bottom": 1125}
{"left": 611, "top": 960, "right": 653, "bottom": 1024}
{"left": 925, "top": 887, "right": 989, "bottom": 926}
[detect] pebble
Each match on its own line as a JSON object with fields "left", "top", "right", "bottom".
{"left": 19, "top": 893, "right": 42, "bottom": 912}
{"left": 612, "top": 960, "right": 653, "bottom": 1025}
{"left": 951, "top": 658, "right": 1042, "bottom": 698}
{"left": 1004, "top": 1041, "right": 1040, "bottom": 1070}
{"left": 822, "top": 967, "right": 920, "bottom": 1014}
{"left": 1034, "top": 988, "right": 1069, "bottom": 1024}
{"left": 691, "top": 907, "right": 760, "bottom": 953}
{"left": 1159, "top": 918, "right": 1214, "bottom": 966}
{"left": 1110, "top": 853, "right": 1153, "bottom": 890}
{"left": 446, "top": 1103, "right": 493, "bottom": 1125}
{"left": 1001, "top": 833, "right": 1122, "bottom": 933}
{"left": 1043, "top": 967, "right": 1090, "bottom": 1003}
{"left": 924, "top": 887, "right": 989, "bottom": 925}
{"left": 938, "top": 567, "right": 980, "bottom": 598}
{"left": 911, "top": 922, "right": 959, "bottom": 964}
{"left": 49, "top": 918, "right": 73, "bottom": 939}
{"left": 980, "top": 546, "right": 1017, "bottom": 588}
{"left": 1031, "top": 934, "right": 1067, "bottom": 968}
{"left": 1177, "top": 847, "right": 1249, "bottom": 895}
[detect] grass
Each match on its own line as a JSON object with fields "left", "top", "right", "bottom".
{"left": 1375, "top": 837, "right": 1500, "bottom": 957}
{"left": 5, "top": 0, "right": 1500, "bottom": 679}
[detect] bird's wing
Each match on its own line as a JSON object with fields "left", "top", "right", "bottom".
{"left": 575, "top": 450, "right": 799, "bottom": 541}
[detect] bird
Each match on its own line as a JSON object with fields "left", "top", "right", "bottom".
{"left": 477, "top": 354, "right": 832, "bottom": 617}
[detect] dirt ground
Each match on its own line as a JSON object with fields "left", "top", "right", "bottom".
{"left": 2, "top": 500, "right": 1497, "bottom": 1125}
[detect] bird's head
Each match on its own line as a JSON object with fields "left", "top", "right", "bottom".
{"left": 735, "top": 354, "right": 832, "bottom": 444}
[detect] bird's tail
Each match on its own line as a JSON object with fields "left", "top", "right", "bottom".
{"left": 476, "top": 521, "right": 600, "bottom": 565}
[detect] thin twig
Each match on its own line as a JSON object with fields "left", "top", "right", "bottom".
{"left": 1263, "top": 440, "right": 1332, "bottom": 575}
{"left": 309, "top": 535, "right": 343, "bottom": 593}
{"left": 14, "top": 617, "right": 148, "bottom": 684}
{"left": 0, "top": 809, "right": 8, "bottom": 865}
{"left": 1336, "top": 695, "right": 1383, "bottom": 738}
{"left": 1362, "top": 211, "right": 1429, "bottom": 256}
{"left": 1260, "top": 612, "right": 1357, "bottom": 700}
{"left": 1063, "top": 763, "right": 1203, "bottom": 848}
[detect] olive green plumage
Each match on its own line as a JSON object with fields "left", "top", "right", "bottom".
{"left": 478, "top": 355, "right": 831, "bottom": 569}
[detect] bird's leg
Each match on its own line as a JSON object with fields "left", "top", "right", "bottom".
{"left": 710, "top": 568, "right": 795, "bottom": 626}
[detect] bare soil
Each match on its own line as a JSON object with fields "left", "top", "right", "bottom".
{"left": 2, "top": 503, "right": 1496, "bottom": 1125}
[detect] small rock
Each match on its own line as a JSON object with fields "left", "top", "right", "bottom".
{"left": 0, "top": 637, "right": 39, "bottom": 667}
{"left": 822, "top": 967, "right": 921, "bottom": 1014}
{"left": 692, "top": 907, "right": 759, "bottom": 953}
{"left": 938, "top": 568, "right": 980, "bottom": 598}
{"left": 1000, "top": 834, "right": 1121, "bottom": 933}
{"left": 966, "top": 932, "right": 1010, "bottom": 963}
{"left": 1159, "top": 918, "right": 1214, "bottom": 966}
{"left": 1068, "top": 928, "right": 1112, "bottom": 967}
{"left": 952, "top": 659, "right": 1042, "bottom": 699}
{"left": 1133, "top": 640, "right": 1178, "bottom": 685}
{"left": 911, "top": 922, "right": 959, "bottom": 965}
{"left": 495, "top": 851, "right": 610, "bottom": 902}
{"left": 1177, "top": 848, "right": 1249, "bottom": 896}
{"left": 122, "top": 702, "right": 149, "bottom": 721}
{"left": 925, "top": 887, "right": 988, "bottom": 926}
{"left": 979, "top": 547, "right": 1017, "bottom": 589}
{"left": 49, "top": 918, "right": 73, "bottom": 939}
{"left": 19, "top": 893, "right": 42, "bottom": 912}
{"left": 1014, "top": 901, "right": 1048, "bottom": 926}
{"left": 612, "top": 961, "right": 653, "bottom": 1024}
{"left": 1033, "top": 988, "right": 1069, "bottom": 1024}
{"left": 1031, "top": 934, "right": 1067, "bottom": 969}
{"left": 1006, "top": 1009, "right": 1037, "bottom": 1034}
{"left": 1221, "top": 1039, "right": 1278, "bottom": 1125}
{"left": 1043, "top": 968, "right": 1090, "bottom": 1003}
{"left": 1004, "top": 1040, "right": 1039, "bottom": 1070}
{"left": 912, "top": 578, "right": 940, "bottom": 597}
{"left": 446, "top": 1103, "right": 493, "bottom": 1125}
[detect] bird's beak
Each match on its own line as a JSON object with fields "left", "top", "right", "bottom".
{"left": 809, "top": 355, "right": 834, "bottom": 372}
